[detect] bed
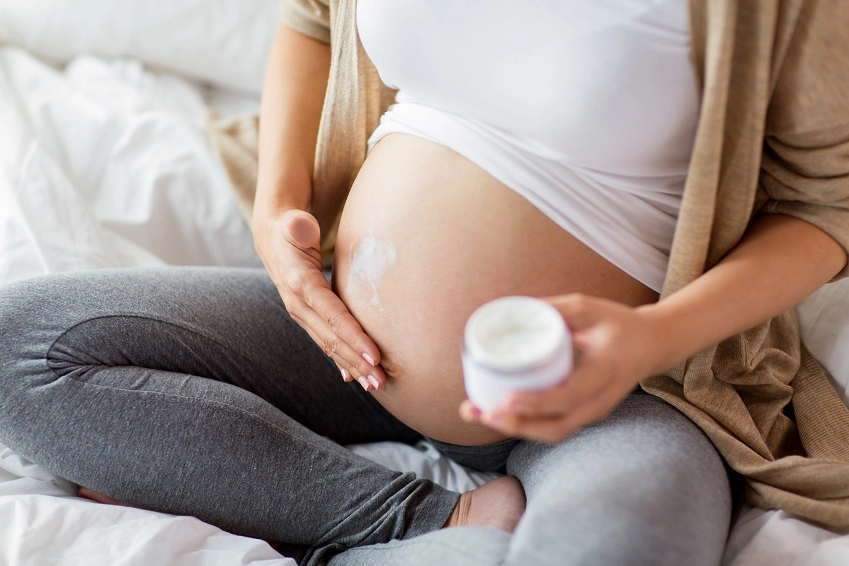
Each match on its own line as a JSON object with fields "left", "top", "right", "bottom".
{"left": 1, "top": 1, "right": 848, "bottom": 564}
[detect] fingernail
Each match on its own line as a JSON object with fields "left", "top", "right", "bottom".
{"left": 461, "top": 403, "right": 481, "bottom": 421}
{"left": 367, "top": 375, "right": 380, "bottom": 389}
{"left": 482, "top": 413, "right": 502, "bottom": 427}
{"left": 357, "top": 377, "right": 371, "bottom": 391}
{"left": 340, "top": 368, "right": 349, "bottom": 381}
{"left": 363, "top": 353, "right": 376, "bottom": 366}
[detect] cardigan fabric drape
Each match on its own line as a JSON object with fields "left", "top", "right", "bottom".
{"left": 264, "top": 0, "right": 849, "bottom": 529}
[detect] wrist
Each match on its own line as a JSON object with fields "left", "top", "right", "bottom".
{"left": 635, "top": 301, "right": 701, "bottom": 376}
{"left": 253, "top": 201, "right": 301, "bottom": 226}
{"left": 252, "top": 191, "right": 311, "bottom": 235}
{"left": 253, "top": 167, "right": 313, "bottom": 219}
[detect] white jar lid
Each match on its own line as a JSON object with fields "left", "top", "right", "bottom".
{"left": 464, "top": 296, "right": 568, "bottom": 372}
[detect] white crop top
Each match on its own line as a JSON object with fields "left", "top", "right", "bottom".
{"left": 357, "top": 0, "right": 699, "bottom": 292}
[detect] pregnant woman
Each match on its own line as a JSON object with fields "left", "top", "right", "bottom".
{"left": 2, "top": 1, "right": 849, "bottom": 565}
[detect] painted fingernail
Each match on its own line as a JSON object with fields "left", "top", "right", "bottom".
{"left": 483, "top": 413, "right": 502, "bottom": 427}
{"left": 357, "top": 376, "right": 371, "bottom": 391}
{"left": 340, "top": 368, "right": 349, "bottom": 381}
{"left": 367, "top": 375, "right": 380, "bottom": 389}
{"left": 363, "top": 353, "right": 376, "bottom": 367}
{"left": 461, "top": 403, "right": 481, "bottom": 421}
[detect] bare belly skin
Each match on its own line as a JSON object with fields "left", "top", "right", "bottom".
{"left": 333, "top": 134, "right": 658, "bottom": 445}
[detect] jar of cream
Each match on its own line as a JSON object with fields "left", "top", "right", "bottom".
{"left": 462, "top": 296, "right": 573, "bottom": 411}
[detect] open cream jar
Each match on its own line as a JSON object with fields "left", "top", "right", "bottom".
{"left": 462, "top": 296, "right": 573, "bottom": 411}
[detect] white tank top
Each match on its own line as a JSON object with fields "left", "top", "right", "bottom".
{"left": 357, "top": 0, "right": 699, "bottom": 292}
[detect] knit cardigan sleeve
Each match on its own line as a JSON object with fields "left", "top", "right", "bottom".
{"left": 758, "top": 0, "right": 849, "bottom": 280}
{"left": 279, "top": 0, "right": 331, "bottom": 44}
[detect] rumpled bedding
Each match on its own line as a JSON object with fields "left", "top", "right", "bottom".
{"left": 0, "top": 45, "right": 260, "bottom": 283}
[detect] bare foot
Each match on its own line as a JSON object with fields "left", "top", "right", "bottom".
{"left": 78, "top": 487, "right": 130, "bottom": 507}
{"left": 443, "top": 476, "right": 526, "bottom": 533}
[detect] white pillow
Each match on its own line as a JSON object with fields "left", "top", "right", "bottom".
{"left": 797, "top": 278, "right": 849, "bottom": 407}
{"left": 0, "top": 0, "right": 278, "bottom": 95}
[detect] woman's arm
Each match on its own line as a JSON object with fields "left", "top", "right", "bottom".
{"left": 253, "top": 25, "right": 387, "bottom": 391}
{"left": 254, "top": 25, "right": 328, "bottom": 215}
{"left": 641, "top": 214, "right": 846, "bottom": 372}
{"left": 462, "top": 214, "right": 847, "bottom": 442}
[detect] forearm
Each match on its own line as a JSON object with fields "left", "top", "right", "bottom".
{"left": 641, "top": 214, "right": 848, "bottom": 374}
{"left": 254, "top": 24, "right": 330, "bottom": 222}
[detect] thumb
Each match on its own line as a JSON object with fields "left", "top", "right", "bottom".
{"left": 283, "top": 210, "right": 321, "bottom": 252}
{"left": 547, "top": 294, "right": 602, "bottom": 332}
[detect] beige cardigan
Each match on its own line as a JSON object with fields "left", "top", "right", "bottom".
{"left": 266, "top": 0, "right": 849, "bottom": 528}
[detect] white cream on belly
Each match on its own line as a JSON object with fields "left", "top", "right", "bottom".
{"left": 346, "top": 233, "right": 397, "bottom": 313}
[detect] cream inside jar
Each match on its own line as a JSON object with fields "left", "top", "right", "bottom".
{"left": 462, "top": 296, "right": 573, "bottom": 411}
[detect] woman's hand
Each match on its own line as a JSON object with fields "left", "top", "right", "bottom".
{"left": 460, "top": 294, "right": 666, "bottom": 442}
{"left": 255, "top": 208, "right": 385, "bottom": 391}
{"left": 253, "top": 27, "right": 376, "bottom": 386}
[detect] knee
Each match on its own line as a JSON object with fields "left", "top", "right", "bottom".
{"left": 0, "top": 270, "right": 122, "bottom": 355}
{"left": 504, "top": 396, "right": 732, "bottom": 566}
{"left": 0, "top": 276, "right": 57, "bottom": 360}
{"left": 0, "top": 273, "right": 93, "bottom": 392}
{"left": 0, "top": 277, "right": 63, "bottom": 430}
{"left": 1, "top": 276, "right": 39, "bottom": 328}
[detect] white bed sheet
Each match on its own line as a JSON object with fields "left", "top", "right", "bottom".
{"left": 0, "top": 45, "right": 847, "bottom": 566}
{"left": 0, "top": 45, "right": 261, "bottom": 283}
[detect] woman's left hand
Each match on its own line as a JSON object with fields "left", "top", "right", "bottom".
{"left": 460, "top": 294, "right": 667, "bottom": 443}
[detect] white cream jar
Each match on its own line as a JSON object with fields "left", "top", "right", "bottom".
{"left": 462, "top": 296, "right": 573, "bottom": 411}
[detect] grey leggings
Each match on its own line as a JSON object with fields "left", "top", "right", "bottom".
{"left": 0, "top": 268, "right": 733, "bottom": 565}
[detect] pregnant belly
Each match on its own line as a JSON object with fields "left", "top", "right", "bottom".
{"left": 333, "top": 134, "right": 658, "bottom": 445}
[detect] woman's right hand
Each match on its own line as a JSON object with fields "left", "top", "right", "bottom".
{"left": 255, "top": 209, "right": 386, "bottom": 391}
